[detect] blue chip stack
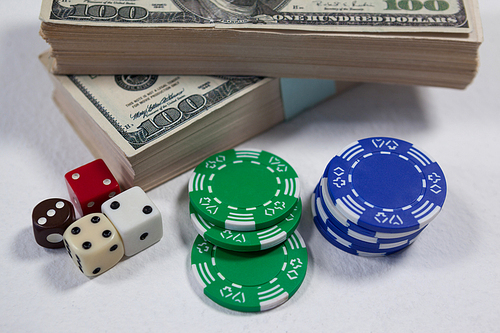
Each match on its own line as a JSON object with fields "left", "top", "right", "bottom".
{"left": 312, "top": 137, "right": 447, "bottom": 256}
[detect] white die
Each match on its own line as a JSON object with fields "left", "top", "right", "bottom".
{"left": 63, "top": 213, "right": 124, "bottom": 277}
{"left": 102, "top": 186, "right": 162, "bottom": 256}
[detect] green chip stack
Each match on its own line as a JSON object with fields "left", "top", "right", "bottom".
{"left": 188, "top": 149, "right": 308, "bottom": 312}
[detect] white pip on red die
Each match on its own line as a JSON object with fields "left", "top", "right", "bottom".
{"left": 65, "top": 159, "right": 121, "bottom": 216}
{"left": 101, "top": 186, "right": 162, "bottom": 257}
{"left": 63, "top": 213, "right": 124, "bottom": 277}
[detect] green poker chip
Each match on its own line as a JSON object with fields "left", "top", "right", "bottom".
{"left": 191, "top": 231, "right": 308, "bottom": 312}
{"left": 190, "top": 199, "right": 302, "bottom": 252}
{"left": 188, "top": 149, "right": 300, "bottom": 231}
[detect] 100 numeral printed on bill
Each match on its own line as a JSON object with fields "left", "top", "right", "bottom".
{"left": 41, "top": 0, "right": 471, "bottom": 32}
{"left": 61, "top": 74, "right": 267, "bottom": 151}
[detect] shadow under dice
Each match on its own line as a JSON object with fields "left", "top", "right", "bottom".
{"left": 102, "top": 186, "right": 163, "bottom": 257}
{"left": 65, "top": 159, "right": 121, "bottom": 216}
{"left": 63, "top": 213, "right": 124, "bottom": 277}
{"left": 32, "top": 198, "right": 75, "bottom": 248}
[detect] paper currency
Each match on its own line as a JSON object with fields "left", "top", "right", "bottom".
{"left": 63, "top": 74, "right": 266, "bottom": 153}
{"left": 40, "top": 0, "right": 470, "bottom": 32}
{"left": 41, "top": 52, "right": 356, "bottom": 190}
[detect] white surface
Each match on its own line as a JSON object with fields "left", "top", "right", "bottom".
{"left": 1, "top": 1, "right": 499, "bottom": 332}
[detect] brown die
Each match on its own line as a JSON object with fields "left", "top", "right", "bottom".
{"left": 63, "top": 213, "right": 124, "bottom": 277}
{"left": 32, "top": 198, "right": 75, "bottom": 248}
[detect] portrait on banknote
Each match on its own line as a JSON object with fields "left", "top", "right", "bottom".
{"left": 173, "top": 0, "right": 289, "bottom": 22}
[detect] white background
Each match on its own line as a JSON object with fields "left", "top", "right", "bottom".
{"left": 1, "top": 1, "right": 499, "bottom": 332}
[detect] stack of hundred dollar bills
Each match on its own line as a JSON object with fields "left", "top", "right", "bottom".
{"left": 40, "top": 0, "right": 482, "bottom": 89}
{"left": 40, "top": 52, "right": 355, "bottom": 190}
{"left": 38, "top": 0, "right": 482, "bottom": 190}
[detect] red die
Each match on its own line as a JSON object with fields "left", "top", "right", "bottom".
{"left": 65, "top": 159, "right": 121, "bottom": 216}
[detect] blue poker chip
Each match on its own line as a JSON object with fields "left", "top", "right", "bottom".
{"left": 315, "top": 185, "right": 422, "bottom": 249}
{"left": 311, "top": 193, "right": 412, "bottom": 257}
{"left": 314, "top": 186, "right": 422, "bottom": 251}
{"left": 313, "top": 190, "right": 417, "bottom": 253}
{"left": 317, "top": 177, "right": 424, "bottom": 241}
{"left": 326, "top": 137, "right": 447, "bottom": 233}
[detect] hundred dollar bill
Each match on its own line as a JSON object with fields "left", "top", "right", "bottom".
{"left": 41, "top": 51, "right": 352, "bottom": 189}
{"left": 50, "top": 68, "right": 269, "bottom": 155}
{"left": 40, "top": 0, "right": 471, "bottom": 32}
